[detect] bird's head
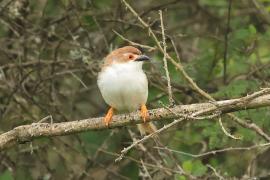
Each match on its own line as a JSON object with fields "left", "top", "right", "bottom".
{"left": 103, "top": 46, "right": 150, "bottom": 67}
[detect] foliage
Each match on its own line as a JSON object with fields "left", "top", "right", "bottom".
{"left": 0, "top": 0, "right": 270, "bottom": 179}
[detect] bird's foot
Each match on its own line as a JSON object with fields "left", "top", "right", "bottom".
{"left": 104, "top": 107, "right": 114, "bottom": 126}
{"left": 140, "top": 104, "right": 149, "bottom": 123}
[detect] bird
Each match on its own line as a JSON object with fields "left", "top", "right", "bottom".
{"left": 97, "top": 46, "right": 157, "bottom": 134}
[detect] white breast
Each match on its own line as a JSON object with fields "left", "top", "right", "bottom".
{"left": 97, "top": 61, "right": 148, "bottom": 112}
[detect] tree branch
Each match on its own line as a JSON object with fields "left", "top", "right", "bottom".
{"left": 0, "top": 89, "right": 270, "bottom": 151}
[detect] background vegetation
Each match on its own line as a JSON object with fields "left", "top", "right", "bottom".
{"left": 0, "top": 0, "right": 270, "bottom": 179}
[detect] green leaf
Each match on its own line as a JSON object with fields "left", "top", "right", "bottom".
{"left": 248, "top": 24, "right": 257, "bottom": 35}
{"left": 120, "top": 162, "right": 139, "bottom": 179}
{"left": 42, "top": 0, "right": 62, "bottom": 17}
{"left": 192, "top": 160, "right": 207, "bottom": 176}
{"left": 175, "top": 175, "right": 186, "bottom": 180}
{"left": 183, "top": 160, "right": 193, "bottom": 173}
{"left": 79, "top": 131, "right": 110, "bottom": 153}
{"left": 182, "top": 160, "right": 207, "bottom": 176}
{"left": 233, "top": 28, "right": 250, "bottom": 41}
{"left": 213, "top": 80, "right": 259, "bottom": 98}
{"left": 82, "top": 15, "right": 96, "bottom": 28}
{"left": 0, "top": 170, "right": 13, "bottom": 180}
{"left": 209, "top": 135, "right": 222, "bottom": 149}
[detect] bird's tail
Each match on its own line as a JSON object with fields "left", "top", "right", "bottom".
{"left": 137, "top": 122, "right": 157, "bottom": 135}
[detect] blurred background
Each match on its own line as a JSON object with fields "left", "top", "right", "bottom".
{"left": 0, "top": 0, "right": 270, "bottom": 179}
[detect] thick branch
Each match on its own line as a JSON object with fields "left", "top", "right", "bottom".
{"left": 0, "top": 91, "right": 270, "bottom": 151}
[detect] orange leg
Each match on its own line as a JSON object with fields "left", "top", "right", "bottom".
{"left": 104, "top": 107, "right": 114, "bottom": 126}
{"left": 140, "top": 104, "right": 149, "bottom": 123}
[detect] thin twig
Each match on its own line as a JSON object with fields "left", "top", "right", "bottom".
{"left": 218, "top": 116, "right": 241, "bottom": 140}
{"left": 159, "top": 10, "right": 174, "bottom": 106}
{"left": 113, "top": 30, "right": 156, "bottom": 51}
{"left": 140, "top": 159, "right": 153, "bottom": 180}
{"left": 223, "top": 0, "right": 232, "bottom": 84}
{"left": 207, "top": 164, "right": 225, "bottom": 180}
{"left": 155, "top": 142, "right": 270, "bottom": 158}
{"left": 70, "top": 72, "right": 88, "bottom": 89}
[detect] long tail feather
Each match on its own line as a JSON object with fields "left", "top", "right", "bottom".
{"left": 137, "top": 122, "right": 157, "bottom": 135}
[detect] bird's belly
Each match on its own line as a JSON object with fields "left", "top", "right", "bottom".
{"left": 98, "top": 69, "right": 148, "bottom": 112}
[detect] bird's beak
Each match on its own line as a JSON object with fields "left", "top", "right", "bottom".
{"left": 135, "top": 55, "right": 150, "bottom": 61}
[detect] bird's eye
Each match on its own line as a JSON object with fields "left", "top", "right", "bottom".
{"left": 128, "top": 55, "right": 134, "bottom": 59}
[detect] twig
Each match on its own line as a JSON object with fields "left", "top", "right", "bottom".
{"left": 159, "top": 10, "right": 174, "bottom": 106}
{"left": 116, "top": 118, "right": 185, "bottom": 162}
{"left": 229, "top": 114, "right": 270, "bottom": 141}
{"left": 70, "top": 71, "right": 88, "bottom": 89}
{"left": 113, "top": 30, "right": 156, "bottom": 51}
{"left": 218, "top": 116, "right": 241, "bottom": 140}
{"left": 155, "top": 142, "right": 270, "bottom": 158}
{"left": 37, "top": 115, "right": 53, "bottom": 124}
{"left": 98, "top": 148, "right": 183, "bottom": 174}
{"left": 207, "top": 164, "right": 225, "bottom": 180}
{"left": 140, "top": 159, "right": 153, "bottom": 180}
{"left": 223, "top": 0, "right": 232, "bottom": 84}
{"left": 251, "top": 0, "right": 270, "bottom": 25}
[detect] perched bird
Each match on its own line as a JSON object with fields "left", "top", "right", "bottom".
{"left": 97, "top": 46, "right": 156, "bottom": 134}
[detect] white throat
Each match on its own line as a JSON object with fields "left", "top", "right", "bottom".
{"left": 110, "top": 61, "right": 144, "bottom": 73}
